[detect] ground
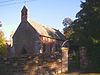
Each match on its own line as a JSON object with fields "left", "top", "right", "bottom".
{"left": 57, "top": 72, "right": 100, "bottom": 75}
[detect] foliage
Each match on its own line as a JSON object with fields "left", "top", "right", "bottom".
{"left": 0, "top": 31, "right": 7, "bottom": 57}
{"left": 74, "top": 0, "right": 100, "bottom": 70}
{"left": 74, "top": 0, "right": 100, "bottom": 45}
{"left": 64, "top": 0, "right": 100, "bottom": 48}
{"left": 63, "top": 0, "right": 100, "bottom": 70}
{"left": 62, "top": 18, "right": 74, "bottom": 39}
{"left": 62, "top": 17, "right": 73, "bottom": 27}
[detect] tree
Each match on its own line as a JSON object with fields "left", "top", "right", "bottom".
{"left": 71, "top": 0, "right": 100, "bottom": 71}
{"left": 62, "top": 17, "right": 73, "bottom": 27}
{"left": 75, "top": 0, "right": 100, "bottom": 43}
{"left": 62, "top": 18, "right": 74, "bottom": 39}
{"left": 0, "top": 31, "right": 7, "bottom": 57}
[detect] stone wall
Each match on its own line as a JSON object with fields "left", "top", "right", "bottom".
{"left": 0, "top": 53, "right": 63, "bottom": 75}
{"left": 0, "top": 56, "right": 37, "bottom": 75}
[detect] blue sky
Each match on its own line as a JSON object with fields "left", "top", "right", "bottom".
{"left": 0, "top": 0, "right": 83, "bottom": 38}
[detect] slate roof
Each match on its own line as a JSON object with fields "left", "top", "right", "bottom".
{"left": 28, "top": 19, "right": 66, "bottom": 40}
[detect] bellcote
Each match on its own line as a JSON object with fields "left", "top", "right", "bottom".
{"left": 21, "top": 6, "right": 28, "bottom": 22}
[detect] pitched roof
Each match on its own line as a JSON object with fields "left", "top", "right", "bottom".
{"left": 14, "top": 6, "right": 65, "bottom": 41}
{"left": 28, "top": 19, "right": 66, "bottom": 40}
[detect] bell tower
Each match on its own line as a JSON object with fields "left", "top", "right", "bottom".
{"left": 21, "top": 6, "right": 28, "bottom": 21}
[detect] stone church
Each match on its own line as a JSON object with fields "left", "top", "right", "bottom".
{"left": 10, "top": 6, "right": 66, "bottom": 57}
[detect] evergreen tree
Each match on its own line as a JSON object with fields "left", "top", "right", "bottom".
{"left": 72, "top": 0, "right": 100, "bottom": 70}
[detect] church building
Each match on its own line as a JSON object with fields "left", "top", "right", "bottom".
{"left": 11, "top": 6, "right": 66, "bottom": 57}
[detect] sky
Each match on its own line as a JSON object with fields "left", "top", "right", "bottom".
{"left": 0, "top": 0, "right": 83, "bottom": 38}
